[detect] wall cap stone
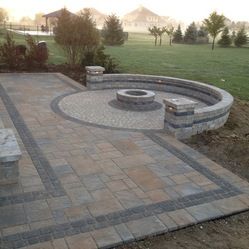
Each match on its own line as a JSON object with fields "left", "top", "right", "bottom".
{"left": 0, "top": 129, "right": 21, "bottom": 163}
{"left": 163, "top": 98, "right": 198, "bottom": 110}
{"left": 85, "top": 66, "right": 105, "bottom": 73}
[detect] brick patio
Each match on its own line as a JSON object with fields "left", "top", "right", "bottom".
{"left": 0, "top": 73, "right": 249, "bottom": 249}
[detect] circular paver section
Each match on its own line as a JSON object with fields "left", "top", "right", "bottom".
{"left": 58, "top": 89, "right": 208, "bottom": 130}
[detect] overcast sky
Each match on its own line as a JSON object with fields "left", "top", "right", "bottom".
{"left": 1, "top": 0, "right": 249, "bottom": 23}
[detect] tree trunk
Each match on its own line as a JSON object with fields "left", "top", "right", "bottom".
{"left": 169, "top": 37, "right": 172, "bottom": 46}
{"left": 159, "top": 36, "right": 162, "bottom": 46}
{"left": 155, "top": 36, "right": 157, "bottom": 46}
{"left": 212, "top": 37, "right": 215, "bottom": 50}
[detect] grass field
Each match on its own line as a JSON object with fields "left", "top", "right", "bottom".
{"left": 1, "top": 30, "right": 249, "bottom": 100}
{"left": 105, "top": 33, "right": 249, "bottom": 100}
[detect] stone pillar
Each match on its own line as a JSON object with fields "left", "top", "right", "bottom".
{"left": 85, "top": 66, "right": 105, "bottom": 89}
{"left": 163, "top": 98, "right": 197, "bottom": 139}
{"left": 0, "top": 129, "right": 21, "bottom": 185}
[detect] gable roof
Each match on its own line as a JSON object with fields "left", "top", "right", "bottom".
{"left": 123, "top": 5, "right": 161, "bottom": 22}
{"left": 42, "top": 9, "right": 76, "bottom": 18}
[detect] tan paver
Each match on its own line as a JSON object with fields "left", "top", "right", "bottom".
{"left": 0, "top": 73, "right": 249, "bottom": 249}
{"left": 66, "top": 233, "right": 97, "bottom": 249}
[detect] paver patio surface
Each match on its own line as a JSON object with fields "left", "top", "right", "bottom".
{"left": 0, "top": 73, "right": 249, "bottom": 249}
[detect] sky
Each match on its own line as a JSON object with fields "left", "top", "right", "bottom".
{"left": 1, "top": 0, "right": 249, "bottom": 23}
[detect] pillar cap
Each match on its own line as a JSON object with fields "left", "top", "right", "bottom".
{"left": 163, "top": 98, "right": 197, "bottom": 110}
{"left": 85, "top": 66, "right": 105, "bottom": 73}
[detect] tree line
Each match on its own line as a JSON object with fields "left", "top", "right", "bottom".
{"left": 148, "top": 11, "right": 248, "bottom": 50}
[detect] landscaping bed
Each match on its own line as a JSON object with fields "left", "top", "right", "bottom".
{"left": 0, "top": 64, "right": 86, "bottom": 85}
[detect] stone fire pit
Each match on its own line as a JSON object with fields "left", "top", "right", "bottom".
{"left": 116, "top": 89, "right": 155, "bottom": 105}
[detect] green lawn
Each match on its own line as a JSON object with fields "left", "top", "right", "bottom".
{"left": 1, "top": 30, "right": 249, "bottom": 100}
{"left": 105, "top": 33, "right": 249, "bottom": 100}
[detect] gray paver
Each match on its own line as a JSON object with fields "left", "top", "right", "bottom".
{"left": 0, "top": 204, "right": 26, "bottom": 229}
{"left": 157, "top": 213, "right": 178, "bottom": 231}
{"left": 0, "top": 73, "right": 248, "bottom": 249}
{"left": 167, "top": 209, "right": 197, "bottom": 228}
{"left": 24, "top": 200, "right": 53, "bottom": 223}
{"left": 126, "top": 216, "right": 166, "bottom": 239}
{"left": 186, "top": 203, "right": 223, "bottom": 222}
{"left": 115, "top": 223, "right": 134, "bottom": 243}
{"left": 91, "top": 227, "right": 122, "bottom": 248}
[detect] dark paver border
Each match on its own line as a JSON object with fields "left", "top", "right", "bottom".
{"left": 0, "top": 84, "right": 65, "bottom": 201}
{"left": 0, "top": 74, "right": 246, "bottom": 249}
{"left": 145, "top": 132, "right": 241, "bottom": 193}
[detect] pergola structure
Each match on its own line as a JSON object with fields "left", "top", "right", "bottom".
{"left": 42, "top": 9, "right": 76, "bottom": 28}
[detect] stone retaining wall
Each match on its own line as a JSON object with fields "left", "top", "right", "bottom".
{"left": 86, "top": 67, "right": 233, "bottom": 138}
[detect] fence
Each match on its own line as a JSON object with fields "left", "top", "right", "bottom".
{"left": 0, "top": 22, "right": 54, "bottom": 36}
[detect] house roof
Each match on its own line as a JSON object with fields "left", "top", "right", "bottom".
{"left": 123, "top": 5, "right": 161, "bottom": 22}
{"left": 42, "top": 9, "right": 76, "bottom": 18}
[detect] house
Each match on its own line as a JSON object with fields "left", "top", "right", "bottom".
{"left": 122, "top": 5, "right": 167, "bottom": 32}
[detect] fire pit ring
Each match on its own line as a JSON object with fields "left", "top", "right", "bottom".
{"left": 116, "top": 89, "right": 155, "bottom": 105}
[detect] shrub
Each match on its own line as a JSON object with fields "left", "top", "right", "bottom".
{"left": 0, "top": 32, "right": 24, "bottom": 68}
{"left": 25, "top": 35, "right": 48, "bottom": 67}
{"left": 82, "top": 46, "right": 119, "bottom": 73}
{"left": 234, "top": 27, "right": 248, "bottom": 47}
{"left": 54, "top": 8, "right": 100, "bottom": 65}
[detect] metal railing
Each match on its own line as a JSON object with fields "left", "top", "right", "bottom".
{"left": 0, "top": 22, "right": 54, "bottom": 36}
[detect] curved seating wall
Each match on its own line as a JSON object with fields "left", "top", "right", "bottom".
{"left": 88, "top": 73, "right": 233, "bottom": 136}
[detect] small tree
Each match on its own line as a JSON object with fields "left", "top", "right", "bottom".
{"left": 148, "top": 26, "right": 159, "bottom": 46}
{"left": 218, "top": 27, "right": 232, "bottom": 47}
{"left": 203, "top": 11, "right": 226, "bottom": 50}
{"left": 234, "top": 27, "right": 248, "bottom": 47}
{"left": 184, "top": 22, "right": 198, "bottom": 44}
{"left": 165, "top": 26, "right": 174, "bottom": 46}
{"left": 173, "top": 25, "right": 183, "bottom": 43}
{"left": 0, "top": 32, "right": 23, "bottom": 68}
{"left": 0, "top": 8, "right": 8, "bottom": 24}
{"left": 102, "top": 14, "right": 125, "bottom": 46}
{"left": 157, "top": 27, "right": 165, "bottom": 46}
{"left": 54, "top": 8, "right": 100, "bottom": 65}
{"left": 231, "top": 31, "right": 236, "bottom": 42}
{"left": 25, "top": 35, "right": 48, "bottom": 67}
{"left": 82, "top": 45, "right": 119, "bottom": 73}
{"left": 197, "top": 26, "right": 209, "bottom": 43}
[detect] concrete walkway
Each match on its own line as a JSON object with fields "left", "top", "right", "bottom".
{"left": 0, "top": 73, "right": 249, "bottom": 249}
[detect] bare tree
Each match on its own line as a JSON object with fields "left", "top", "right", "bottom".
{"left": 157, "top": 27, "right": 166, "bottom": 46}
{"left": 165, "top": 26, "right": 175, "bottom": 46}
{"left": 148, "top": 26, "right": 159, "bottom": 46}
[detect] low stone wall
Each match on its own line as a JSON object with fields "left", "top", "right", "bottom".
{"left": 0, "top": 111, "right": 21, "bottom": 185}
{"left": 85, "top": 67, "right": 233, "bottom": 138}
